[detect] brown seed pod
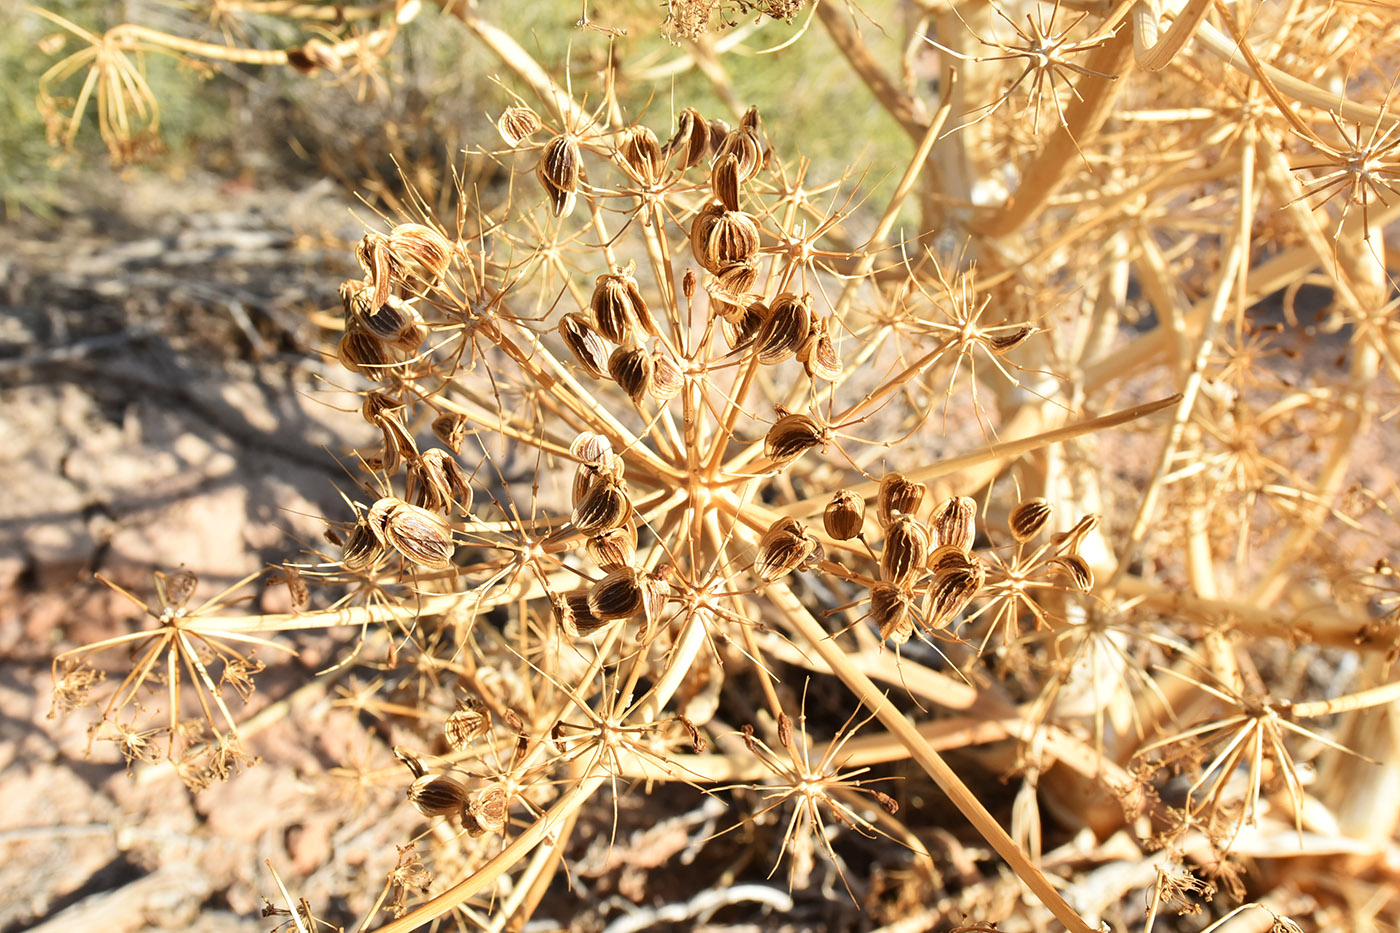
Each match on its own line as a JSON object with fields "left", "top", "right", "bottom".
{"left": 689, "top": 201, "right": 725, "bottom": 269}
{"left": 931, "top": 496, "right": 977, "bottom": 552}
{"left": 572, "top": 478, "right": 632, "bottom": 535}
{"left": 764, "top": 412, "right": 828, "bottom": 466}
{"left": 706, "top": 117, "right": 731, "bottom": 154}
{"left": 664, "top": 107, "right": 710, "bottom": 170}
{"left": 798, "top": 315, "right": 842, "bottom": 381}
{"left": 431, "top": 413, "right": 469, "bottom": 453}
{"left": 608, "top": 346, "right": 654, "bottom": 404}
{"left": 639, "top": 564, "right": 673, "bottom": 637}
{"left": 589, "top": 566, "right": 645, "bottom": 620}
{"left": 988, "top": 324, "right": 1035, "bottom": 353}
{"left": 407, "top": 448, "right": 473, "bottom": 515}
{"left": 387, "top": 223, "right": 452, "bottom": 284}
{"left": 369, "top": 405, "right": 418, "bottom": 476}
{"left": 559, "top": 312, "right": 610, "bottom": 378}
{"left": 755, "top": 292, "right": 812, "bottom": 365}
{"left": 881, "top": 514, "right": 931, "bottom": 587}
{"left": 497, "top": 105, "right": 541, "bottom": 146}
{"left": 824, "top": 489, "right": 866, "bottom": 540}
{"left": 711, "top": 152, "right": 741, "bottom": 211}
{"left": 1009, "top": 497, "right": 1052, "bottom": 543}
{"left": 682, "top": 268, "right": 697, "bottom": 300}
{"left": 470, "top": 784, "right": 510, "bottom": 834}
{"left": 704, "top": 210, "right": 761, "bottom": 269}
{"left": 649, "top": 350, "right": 684, "bottom": 401}
{"left": 408, "top": 773, "right": 467, "bottom": 818}
{"left": 719, "top": 301, "right": 765, "bottom": 350}
{"left": 619, "top": 125, "right": 664, "bottom": 185}
{"left": 871, "top": 581, "right": 916, "bottom": 645}
{"left": 928, "top": 543, "right": 976, "bottom": 576}
{"left": 350, "top": 290, "right": 415, "bottom": 342}
{"left": 570, "top": 432, "right": 616, "bottom": 469}
{"left": 445, "top": 697, "right": 491, "bottom": 751}
{"left": 587, "top": 525, "right": 637, "bottom": 571}
{"left": 1049, "top": 554, "right": 1094, "bottom": 591}
{"left": 777, "top": 711, "right": 793, "bottom": 750}
{"left": 927, "top": 557, "right": 985, "bottom": 631}
{"left": 552, "top": 592, "right": 609, "bottom": 638}
{"left": 878, "top": 473, "right": 928, "bottom": 527}
{"left": 336, "top": 325, "right": 390, "bottom": 375}
{"left": 1052, "top": 513, "right": 1101, "bottom": 555}
{"left": 537, "top": 134, "right": 580, "bottom": 217}
{"left": 367, "top": 497, "right": 455, "bottom": 570}
{"left": 590, "top": 267, "right": 658, "bottom": 342}
{"left": 714, "top": 123, "right": 762, "bottom": 182}
{"left": 340, "top": 520, "right": 385, "bottom": 572}
{"left": 755, "top": 517, "right": 819, "bottom": 582}
{"left": 710, "top": 259, "right": 760, "bottom": 301}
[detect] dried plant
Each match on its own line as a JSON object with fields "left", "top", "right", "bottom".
{"left": 32, "top": 0, "right": 1400, "bottom": 930}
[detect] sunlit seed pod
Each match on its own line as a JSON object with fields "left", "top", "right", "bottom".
{"left": 927, "top": 558, "right": 985, "bottom": 631}
{"left": 714, "top": 124, "right": 762, "bottom": 182}
{"left": 641, "top": 564, "right": 673, "bottom": 623}
{"left": 777, "top": 712, "right": 793, "bottom": 750}
{"left": 589, "top": 566, "right": 645, "bottom": 620}
{"left": 824, "top": 489, "right": 866, "bottom": 540}
{"left": 1052, "top": 513, "right": 1101, "bottom": 555}
{"left": 881, "top": 513, "right": 931, "bottom": 587}
{"left": 764, "top": 412, "right": 827, "bottom": 466}
{"left": 1009, "top": 497, "right": 1053, "bottom": 543}
{"left": 704, "top": 210, "right": 760, "bottom": 269}
{"left": 431, "top": 413, "right": 469, "bottom": 453}
{"left": 682, "top": 268, "right": 697, "bottom": 301}
{"left": 590, "top": 273, "right": 636, "bottom": 344}
{"left": 354, "top": 236, "right": 392, "bottom": 309}
{"left": 988, "top": 324, "right": 1035, "bottom": 353}
{"left": 497, "top": 105, "right": 541, "bottom": 146}
{"left": 469, "top": 784, "right": 509, "bottom": 834}
{"left": 360, "top": 390, "right": 398, "bottom": 423}
{"left": 756, "top": 517, "right": 818, "bottom": 582}
{"left": 649, "top": 350, "right": 684, "bottom": 401}
{"left": 719, "top": 301, "right": 765, "bottom": 350}
{"left": 445, "top": 697, "right": 491, "bottom": 751}
{"left": 873, "top": 790, "right": 899, "bottom": 815}
{"left": 755, "top": 292, "right": 812, "bottom": 365}
{"left": 368, "top": 497, "right": 455, "bottom": 569}
{"left": 570, "top": 432, "right": 615, "bottom": 468}
{"left": 587, "top": 525, "right": 637, "bottom": 571}
{"left": 619, "top": 125, "right": 664, "bottom": 185}
{"left": 870, "top": 581, "right": 916, "bottom": 645}
{"left": 351, "top": 291, "right": 413, "bottom": 342}
{"left": 572, "top": 478, "right": 632, "bottom": 535}
{"left": 340, "top": 520, "right": 385, "bottom": 572}
{"left": 337, "top": 325, "right": 391, "bottom": 375}
{"left": 552, "top": 592, "right": 609, "bottom": 639}
{"left": 689, "top": 201, "right": 725, "bottom": 269}
{"left": 408, "top": 773, "right": 467, "bottom": 818}
{"left": 339, "top": 278, "right": 374, "bottom": 321}
{"left": 707, "top": 117, "right": 731, "bottom": 154}
{"left": 664, "top": 107, "right": 710, "bottom": 170}
{"left": 387, "top": 305, "right": 426, "bottom": 354}
{"left": 371, "top": 407, "right": 418, "bottom": 476}
{"left": 1049, "top": 554, "right": 1094, "bottom": 591}
{"left": 798, "top": 315, "right": 842, "bottom": 381}
{"left": 710, "top": 259, "right": 760, "bottom": 302}
{"left": 537, "top": 135, "right": 580, "bottom": 217}
{"left": 387, "top": 223, "right": 452, "bottom": 284}
{"left": 408, "top": 448, "right": 473, "bottom": 515}
{"left": 608, "top": 346, "right": 654, "bottom": 404}
{"left": 928, "top": 543, "right": 975, "bottom": 576}
{"left": 878, "top": 473, "right": 929, "bottom": 527}
{"left": 740, "top": 104, "right": 762, "bottom": 135}
{"left": 711, "top": 152, "right": 741, "bottom": 211}
{"left": 931, "top": 496, "right": 977, "bottom": 552}
{"left": 559, "top": 312, "right": 610, "bottom": 378}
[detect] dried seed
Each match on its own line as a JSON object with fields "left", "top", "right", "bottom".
{"left": 497, "top": 105, "right": 541, "bottom": 146}
{"left": 931, "top": 496, "right": 977, "bottom": 552}
{"left": 777, "top": 712, "right": 793, "bottom": 750}
{"left": 714, "top": 123, "right": 762, "bottom": 182}
{"left": 387, "top": 223, "right": 452, "bottom": 284}
{"left": 798, "top": 315, "right": 842, "bottom": 381}
{"left": 589, "top": 566, "right": 644, "bottom": 620}
{"left": 445, "top": 698, "right": 491, "bottom": 750}
{"left": 881, "top": 514, "right": 930, "bottom": 587}
{"left": 928, "top": 543, "right": 976, "bottom": 576}
{"left": 649, "top": 349, "right": 684, "bottom": 401}
{"left": 682, "top": 268, "right": 697, "bottom": 300}
{"left": 587, "top": 525, "right": 637, "bottom": 571}
{"left": 824, "top": 489, "right": 866, "bottom": 540}
{"left": 756, "top": 517, "right": 819, "bottom": 581}
{"left": 1052, "top": 513, "right": 1101, "bottom": 555}
{"left": 619, "top": 125, "right": 664, "bottom": 185}
{"left": 719, "top": 301, "right": 765, "bottom": 350}
{"left": 710, "top": 259, "right": 759, "bottom": 301}
{"left": 537, "top": 135, "right": 580, "bottom": 217}
{"left": 468, "top": 784, "right": 509, "bottom": 834}
{"left": 711, "top": 152, "right": 741, "bottom": 211}
{"left": 873, "top": 791, "right": 899, "bottom": 815}
{"left": 927, "top": 558, "right": 985, "bottom": 631}
{"left": 764, "top": 412, "right": 827, "bottom": 466}
{"left": 689, "top": 201, "right": 725, "bottom": 268}
{"left": 570, "top": 432, "right": 616, "bottom": 469}
{"left": 590, "top": 266, "right": 658, "bottom": 341}
{"left": 988, "top": 324, "right": 1035, "bottom": 353}
{"left": 1049, "top": 554, "right": 1094, "bottom": 591}
{"left": 878, "top": 472, "right": 928, "bottom": 527}
{"left": 572, "top": 478, "right": 632, "bottom": 534}
{"left": 871, "top": 581, "right": 916, "bottom": 645}
{"left": 368, "top": 497, "right": 455, "bottom": 570}
{"left": 664, "top": 107, "right": 710, "bottom": 170}
{"left": 559, "top": 312, "right": 610, "bottom": 378}
{"left": 1009, "top": 497, "right": 1052, "bottom": 542}
{"left": 337, "top": 326, "right": 390, "bottom": 375}
{"left": 704, "top": 210, "right": 761, "bottom": 269}
{"left": 408, "top": 773, "right": 467, "bottom": 818}
{"left": 370, "top": 405, "right": 417, "bottom": 476}
{"left": 431, "top": 413, "right": 469, "bottom": 453}
{"left": 553, "top": 592, "right": 609, "bottom": 638}
{"left": 641, "top": 563, "right": 673, "bottom": 627}
{"left": 608, "top": 345, "right": 654, "bottom": 404}
{"left": 407, "top": 449, "right": 473, "bottom": 515}
{"left": 755, "top": 292, "right": 812, "bottom": 365}
{"left": 341, "top": 520, "right": 385, "bottom": 572}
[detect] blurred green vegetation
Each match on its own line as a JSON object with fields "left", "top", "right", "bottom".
{"left": 3, "top": 0, "right": 913, "bottom": 218}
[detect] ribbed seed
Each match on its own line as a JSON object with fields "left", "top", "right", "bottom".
{"left": 537, "top": 135, "right": 580, "bottom": 217}
{"left": 408, "top": 774, "right": 467, "bottom": 818}
{"left": 871, "top": 582, "right": 916, "bottom": 645}
{"left": 497, "top": 106, "right": 541, "bottom": 146}
{"left": 337, "top": 326, "right": 390, "bottom": 375}
{"left": 664, "top": 107, "right": 710, "bottom": 170}
{"left": 619, "top": 125, "right": 663, "bottom": 185}
{"left": 931, "top": 496, "right": 977, "bottom": 552}
{"left": 927, "top": 558, "right": 985, "bottom": 631}
{"left": 1009, "top": 497, "right": 1052, "bottom": 542}
{"left": 431, "top": 413, "right": 469, "bottom": 453}
{"left": 881, "top": 513, "right": 930, "bottom": 587}
{"left": 764, "top": 412, "right": 827, "bottom": 466}
{"left": 587, "top": 525, "right": 637, "bottom": 571}
{"left": 649, "top": 350, "right": 684, "bottom": 401}
{"left": 755, "top": 292, "right": 812, "bottom": 365}
{"left": 559, "top": 312, "right": 610, "bottom": 378}
{"left": 756, "top": 517, "right": 819, "bottom": 582}
{"left": 445, "top": 698, "right": 491, "bottom": 750}
{"left": 368, "top": 497, "right": 455, "bottom": 570}
{"left": 878, "top": 473, "right": 928, "bottom": 527}
{"left": 719, "top": 302, "right": 765, "bottom": 350}
{"left": 1049, "top": 554, "right": 1094, "bottom": 591}
{"left": 711, "top": 152, "right": 741, "bottom": 211}
{"left": 340, "top": 520, "right": 385, "bottom": 572}
{"left": 572, "top": 479, "right": 632, "bottom": 535}
{"left": 468, "top": 785, "right": 509, "bottom": 834}
{"left": 824, "top": 489, "right": 866, "bottom": 540}
{"left": 407, "top": 448, "right": 473, "bottom": 515}
{"left": 608, "top": 346, "right": 654, "bottom": 404}
{"left": 798, "top": 315, "right": 842, "bottom": 381}
{"left": 588, "top": 567, "right": 645, "bottom": 620}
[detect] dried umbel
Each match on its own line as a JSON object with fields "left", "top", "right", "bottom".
{"left": 497, "top": 105, "right": 541, "bottom": 147}
{"left": 1009, "top": 497, "right": 1053, "bottom": 542}
{"left": 559, "top": 312, "right": 611, "bottom": 379}
{"left": 537, "top": 134, "right": 581, "bottom": 217}
{"left": 756, "top": 517, "right": 821, "bottom": 582}
{"left": 755, "top": 292, "right": 812, "bottom": 365}
{"left": 445, "top": 698, "right": 491, "bottom": 751}
{"left": 367, "top": 497, "right": 456, "bottom": 570}
{"left": 591, "top": 267, "right": 659, "bottom": 342}
{"left": 880, "top": 513, "right": 931, "bottom": 587}
{"left": 878, "top": 473, "right": 928, "bottom": 527}
{"left": 408, "top": 773, "right": 468, "bottom": 818}
{"left": 608, "top": 346, "right": 654, "bottom": 404}
{"left": 824, "top": 489, "right": 866, "bottom": 540}
{"left": 931, "top": 496, "right": 977, "bottom": 552}
{"left": 764, "top": 412, "right": 828, "bottom": 467}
